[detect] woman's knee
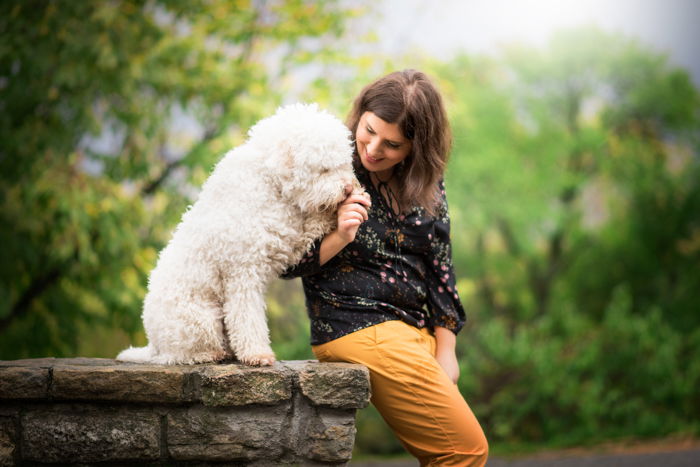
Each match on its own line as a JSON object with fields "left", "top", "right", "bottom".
{"left": 467, "top": 428, "right": 489, "bottom": 464}
{"left": 439, "top": 431, "right": 488, "bottom": 466}
{"left": 418, "top": 426, "right": 488, "bottom": 466}
{"left": 473, "top": 433, "right": 489, "bottom": 463}
{"left": 427, "top": 443, "right": 488, "bottom": 466}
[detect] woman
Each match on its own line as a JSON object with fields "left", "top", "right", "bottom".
{"left": 283, "top": 69, "right": 488, "bottom": 466}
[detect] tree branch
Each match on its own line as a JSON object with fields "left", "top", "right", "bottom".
{"left": 141, "top": 125, "right": 219, "bottom": 196}
{"left": 497, "top": 217, "right": 521, "bottom": 257}
{"left": 1, "top": 265, "right": 62, "bottom": 333}
{"left": 142, "top": 159, "right": 181, "bottom": 195}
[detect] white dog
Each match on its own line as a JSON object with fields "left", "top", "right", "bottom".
{"left": 117, "top": 103, "right": 358, "bottom": 366}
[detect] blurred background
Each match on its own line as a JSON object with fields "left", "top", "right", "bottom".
{"left": 1, "top": 0, "right": 699, "bottom": 461}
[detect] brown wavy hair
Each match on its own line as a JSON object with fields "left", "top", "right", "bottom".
{"left": 347, "top": 69, "right": 451, "bottom": 216}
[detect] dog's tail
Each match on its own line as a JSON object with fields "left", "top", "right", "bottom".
{"left": 116, "top": 344, "right": 155, "bottom": 363}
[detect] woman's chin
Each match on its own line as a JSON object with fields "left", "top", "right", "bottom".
{"left": 360, "top": 156, "right": 387, "bottom": 173}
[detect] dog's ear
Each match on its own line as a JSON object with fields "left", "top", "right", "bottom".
{"left": 262, "top": 139, "right": 294, "bottom": 172}
{"left": 282, "top": 144, "right": 295, "bottom": 171}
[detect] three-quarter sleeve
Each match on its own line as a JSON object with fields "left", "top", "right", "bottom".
{"left": 280, "top": 238, "right": 324, "bottom": 279}
{"left": 424, "top": 183, "right": 466, "bottom": 334}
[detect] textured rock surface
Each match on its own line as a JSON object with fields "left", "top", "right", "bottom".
{"left": 0, "top": 358, "right": 370, "bottom": 465}
{"left": 168, "top": 405, "right": 289, "bottom": 460}
{"left": 303, "top": 409, "right": 358, "bottom": 462}
{"left": 0, "top": 367, "right": 48, "bottom": 399}
{"left": 22, "top": 405, "right": 161, "bottom": 463}
{"left": 292, "top": 360, "right": 372, "bottom": 409}
{"left": 0, "top": 414, "right": 16, "bottom": 467}
{"left": 198, "top": 364, "right": 293, "bottom": 406}
{"left": 52, "top": 364, "right": 194, "bottom": 403}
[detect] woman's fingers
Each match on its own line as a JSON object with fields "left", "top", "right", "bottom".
{"left": 335, "top": 190, "right": 370, "bottom": 243}
{"left": 342, "top": 193, "right": 371, "bottom": 208}
{"left": 340, "top": 218, "right": 361, "bottom": 227}
{"left": 341, "top": 209, "right": 365, "bottom": 222}
{"left": 339, "top": 205, "right": 368, "bottom": 221}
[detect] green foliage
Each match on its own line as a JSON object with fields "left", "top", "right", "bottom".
{"left": 0, "top": 0, "right": 358, "bottom": 358}
{"left": 2, "top": 4, "right": 699, "bottom": 455}
{"left": 460, "top": 291, "right": 699, "bottom": 445}
{"left": 435, "top": 27, "right": 700, "bottom": 447}
{"left": 267, "top": 278, "right": 314, "bottom": 361}
{"left": 283, "top": 28, "right": 700, "bottom": 453}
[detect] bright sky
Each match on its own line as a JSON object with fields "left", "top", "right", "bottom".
{"left": 375, "top": 0, "right": 700, "bottom": 84}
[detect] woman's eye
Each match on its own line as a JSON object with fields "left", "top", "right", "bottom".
{"left": 386, "top": 142, "right": 399, "bottom": 149}
{"left": 366, "top": 126, "right": 375, "bottom": 134}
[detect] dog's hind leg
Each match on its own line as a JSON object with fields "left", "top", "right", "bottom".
{"left": 144, "top": 295, "right": 232, "bottom": 365}
{"left": 223, "top": 279, "right": 276, "bottom": 366}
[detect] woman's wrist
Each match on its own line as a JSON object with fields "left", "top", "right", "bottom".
{"left": 319, "top": 230, "right": 351, "bottom": 266}
{"left": 434, "top": 326, "right": 460, "bottom": 383}
{"left": 434, "top": 326, "right": 457, "bottom": 352}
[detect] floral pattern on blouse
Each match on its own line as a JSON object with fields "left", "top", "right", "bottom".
{"left": 282, "top": 167, "right": 465, "bottom": 345}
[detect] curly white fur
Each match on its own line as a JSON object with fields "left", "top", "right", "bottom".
{"left": 117, "top": 103, "right": 358, "bottom": 365}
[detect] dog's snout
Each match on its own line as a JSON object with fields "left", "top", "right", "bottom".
{"left": 344, "top": 183, "right": 354, "bottom": 196}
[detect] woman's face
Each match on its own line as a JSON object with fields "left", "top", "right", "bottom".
{"left": 355, "top": 111, "right": 412, "bottom": 179}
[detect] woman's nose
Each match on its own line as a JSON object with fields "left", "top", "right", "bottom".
{"left": 367, "top": 137, "right": 381, "bottom": 155}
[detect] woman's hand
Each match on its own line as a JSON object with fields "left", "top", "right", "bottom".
{"left": 319, "top": 191, "right": 371, "bottom": 266}
{"left": 435, "top": 347, "right": 460, "bottom": 384}
{"left": 336, "top": 192, "right": 371, "bottom": 243}
{"left": 434, "top": 326, "right": 460, "bottom": 384}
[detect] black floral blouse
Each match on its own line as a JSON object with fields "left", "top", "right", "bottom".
{"left": 282, "top": 167, "right": 466, "bottom": 345}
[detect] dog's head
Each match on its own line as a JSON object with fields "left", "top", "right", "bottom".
{"left": 248, "top": 103, "right": 359, "bottom": 213}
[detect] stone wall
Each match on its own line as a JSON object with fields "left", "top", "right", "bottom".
{"left": 0, "top": 358, "right": 371, "bottom": 466}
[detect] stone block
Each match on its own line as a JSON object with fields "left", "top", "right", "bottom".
{"left": 21, "top": 405, "right": 160, "bottom": 463}
{"left": 0, "top": 358, "right": 115, "bottom": 368}
{"left": 0, "top": 358, "right": 56, "bottom": 368}
{"left": 302, "top": 408, "right": 357, "bottom": 463}
{"left": 198, "top": 364, "right": 293, "bottom": 406}
{"left": 52, "top": 363, "right": 194, "bottom": 403}
{"left": 0, "top": 366, "right": 49, "bottom": 399}
{"left": 1, "top": 358, "right": 370, "bottom": 464}
{"left": 167, "top": 405, "right": 288, "bottom": 461}
{"left": 291, "top": 361, "right": 371, "bottom": 409}
{"left": 0, "top": 416, "right": 16, "bottom": 467}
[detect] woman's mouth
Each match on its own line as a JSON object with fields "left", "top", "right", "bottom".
{"left": 365, "top": 153, "right": 382, "bottom": 164}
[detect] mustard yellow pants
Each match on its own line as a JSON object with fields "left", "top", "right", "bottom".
{"left": 312, "top": 320, "right": 488, "bottom": 466}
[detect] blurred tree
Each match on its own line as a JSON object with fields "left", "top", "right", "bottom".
{"left": 272, "top": 27, "right": 700, "bottom": 453}
{"left": 434, "top": 27, "right": 700, "bottom": 445}
{"left": 3, "top": 4, "right": 698, "bottom": 454}
{"left": 0, "top": 0, "right": 361, "bottom": 358}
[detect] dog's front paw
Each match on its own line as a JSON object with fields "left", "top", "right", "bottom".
{"left": 239, "top": 353, "right": 276, "bottom": 366}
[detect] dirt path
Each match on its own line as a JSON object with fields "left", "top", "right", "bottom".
{"left": 487, "top": 447, "right": 700, "bottom": 466}
{"left": 350, "top": 438, "right": 700, "bottom": 466}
